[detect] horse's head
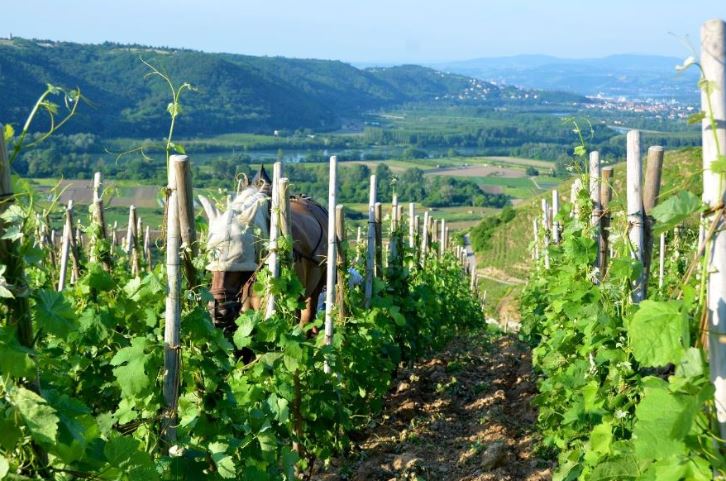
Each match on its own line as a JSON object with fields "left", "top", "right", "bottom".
{"left": 200, "top": 188, "right": 270, "bottom": 326}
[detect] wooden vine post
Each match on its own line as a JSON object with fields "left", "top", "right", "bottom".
{"left": 324, "top": 156, "right": 337, "bottom": 374}
{"left": 172, "top": 155, "right": 197, "bottom": 287}
{"left": 389, "top": 194, "right": 398, "bottom": 260}
{"left": 374, "top": 202, "right": 382, "bottom": 276}
{"left": 599, "top": 167, "right": 614, "bottom": 275}
{"left": 126, "top": 206, "right": 140, "bottom": 276}
{"left": 590, "top": 151, "right": 601, "bottom": 276}
{"left": 144, "top": 225, "right": 152, "bottom": 271}
{"left": 658, "top": 232, "right": 666, "bottom": 289}
{"left": 439, "top": 219, "right": 446, "bottom": 256}
{"left": 701, "top": 18, "right": 726, "bottom": 440}
{"left": 532, "top": 218, "right": 539, "bottom": 260}
{"left": 58, "top": 201, "right": 74, "bottom": 291}
{"left": 552, "top": 190, "right": 560, "bottom": 244}
{"left": 421, "top": 210, "right": 430, "bottom": 262}
{"left": 364, "top": 175, "right": 376, "bottom": 307}
{"left": 541, "top": 198, "right": 550, "bottom": 269}
{"left": 163, "top": 163, "right": 182, "bottom": 444}
{"left": 265, "top": 162, "right": 282, "bottom": 319}
{"left": 90, "top": 172, "right": 108, "bottom": 266}
{"left": 335, "top": 204, "right": 346, "bottom": 322}
{"left": 626, "top": 130, "right": 645, "bottom": 303}
{"left": 642, "top": 146, "right": 664, "bottom": 296}
{"left": 408, "top": 202, "right": 415, "bottom": 249}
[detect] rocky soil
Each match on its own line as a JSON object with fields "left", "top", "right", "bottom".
{"left": 312, "top": 331, "right": 553, "bottom": 481}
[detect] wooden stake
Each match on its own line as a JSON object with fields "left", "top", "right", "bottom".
{"left": 111, "top": 221, "right": 118, "bottom": 253}
{"left": 58, "top": 202, "right": 72, "bottom": 291}
{"left": 439, "top": 219, "right": 446, "bottom": 256}
{"left": 599, "top": 167, "right": 614, "bottom": 275}
{"left": 265, "top": 162, "right": 282, "bottom": 319}
{"left": 172, "top": 155, "right": 197, "bottom": 287}
{"left": 126, "top": 206, "right": 140, "bottom": 276}
{"left": 542, "top": 198, "right": 550, "bottom": 269}
{"left": 421, "top": 210, "right": 430, "bottom": 261}
{"left": 364, "top": 175, "right": 376, "bottom": 307}
{"left": 335, "top": 204, "right": 346, "bottom": 323}
{"left": 391, "top": 193, "right": 398, "bottom": 231}
{"left": 643, "top": 146, "right": 665, "bottom": 288}
{"left": 658, "top": 232, "right": 666, "bottom": 289}
{"left": 90, "top": 172, "right": 108, "bottom": 267}
{"left": 701, "top": 18, "right": 726, "bottom": 439}
{"left": 552, "top": 190, "right": 560, "bottom": 244}
{"left": 533, "top": 218, "right": 539, "bottom": 260}
{"left": 144, "top": 225, "right": 152, "bottom": 271}
{"left": 408, "top": 203, "right": 415, "bottom": 249}
{"left": 627, "top": 130, "right": 645, "bottom": 302}
{"left": 324, "top": 156, "right": 337, "bottom": 374}
{"left": 374, "top": 202, "right": 382, "bottom": 276}
{"left": 163, "top": 163, "right": 181, "bottom": 444}
{"left": 590, "top": 151, "right": 601, "bottom": 270}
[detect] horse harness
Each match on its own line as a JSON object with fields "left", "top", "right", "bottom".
{"left": 210, "top": 194, "right": 327, "bottom": 322}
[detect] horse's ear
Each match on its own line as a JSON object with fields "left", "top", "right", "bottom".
{"left": 236, "top": 173, "right": 249, "bottom": 194}
{"left": 198, "top": 195, "right": 220, "bottom": 222}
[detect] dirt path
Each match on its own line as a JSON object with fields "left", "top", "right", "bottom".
{"left": 313, "top": 332, "right": 553, "bottom": 481}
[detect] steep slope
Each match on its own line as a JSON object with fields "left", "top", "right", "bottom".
{"left": 0, "top": 37, "right": 520, "bottom": 137}
{"left": 472, "top": 147, "right": 702, "bottom": 321}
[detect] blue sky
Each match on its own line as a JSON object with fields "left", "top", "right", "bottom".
{"left": 4, "top": 0, "right": 725, "bottom": 62}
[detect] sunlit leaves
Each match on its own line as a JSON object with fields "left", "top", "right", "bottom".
{"left": 626, "top": 300, "right": 689, "bottom": 367}
{"left": 110, "top": 337, "right": 151, "bottom": 397}
{"left": 650, "top": 191, "right": 700, "bottom": 234}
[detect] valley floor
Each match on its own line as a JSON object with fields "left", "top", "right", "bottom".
{"left": 312, "top": 331, "right": 552, "bottom": 481}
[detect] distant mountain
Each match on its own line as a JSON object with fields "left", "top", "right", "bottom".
{"left": 0, "top": 38, "right": 578, "bottom": 138}
{"left": 433, "top": 54, "right": 700, "bottom": 102}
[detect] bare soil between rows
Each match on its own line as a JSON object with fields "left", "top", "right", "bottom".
{"left": 312, "top": 333, "right": 553, "bottom": 481}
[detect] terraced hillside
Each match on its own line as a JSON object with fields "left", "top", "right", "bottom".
{"left": 472, "top": 147, "right": 702, "bottom": 322}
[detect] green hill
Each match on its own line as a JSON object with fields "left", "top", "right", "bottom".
{"left": 472, "top": 147, "right": 702, "bottom": 320}
{"left": 0, "top": 37, "right": 542, "bottom": 137}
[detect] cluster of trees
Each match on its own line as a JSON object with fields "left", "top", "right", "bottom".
{"left": 283, "top": 163, "right": 510, "bottom": 208}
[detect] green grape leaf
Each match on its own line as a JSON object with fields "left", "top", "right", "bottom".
{"left": 632, "top": 378, "right": 694, "bottom": 459}
{"left": 589, "top": 421, "right": 613, "bottom": 455}
{"left": 588, "top": 454, "right": 639, "bottom": 481}
{"left": 0, "top": 410, "right": 22, "bottom": 451}
{"left": 626, "top": 300, "right": 688, "bottom": 367}
{"left": 111, "top": 338, "right": 150, "bottom": 397}
{"left": 33, "top": 289, "right": 75, "bottom": 338}
{"left": 11, "top": 387, "right": 59, "bottom": 445}
{"left": 0, "top": 454, "right": 8, "bottom": 479}
{"left": 650, "top": 191, "right": 700, "bottom": 234}
{"left": 233, "top": 316, "right": 256, "bottom": 349}
{"left": 257, "top": 430, "right": 276, "bottom": 453}
{"left": 104, "top": 436, "right": 159, "bottom": 481}
{"left": 209, "top": 442, "right": 236, "bottom": 479}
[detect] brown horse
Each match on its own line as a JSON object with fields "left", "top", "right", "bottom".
{"left": 199, "top": 181, "right": 328, "bottom": 335}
